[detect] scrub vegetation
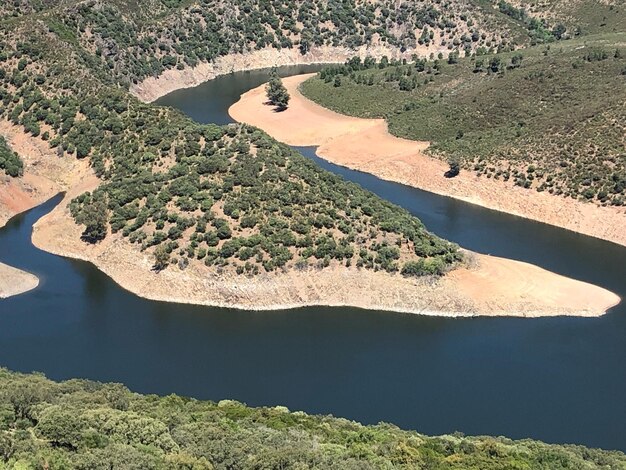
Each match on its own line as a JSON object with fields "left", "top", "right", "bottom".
{"left": 1, "top": 368, "right": 626, "bottom": 469}
{"left": 24, "top": 0, "right": 533, "bottom": 87}
{"left": 0, "top": 137, "right": 23, "bottom": 178}
{"left": 0, "top": 1, "right": 463, "bottom": 277}
{"left": 301, "top": 35, "right": 626, "bottom": 206}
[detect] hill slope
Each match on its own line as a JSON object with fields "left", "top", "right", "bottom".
{"left": 1, "top": 369, "right": 626, "bottom": 469}
{"left": 301, "top": 35, "right": 626, "bottom": 207}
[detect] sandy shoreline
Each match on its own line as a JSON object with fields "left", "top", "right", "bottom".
{"left": 0, "top": 262, "right": 38, "bottom": 299}
{"left": 0, "top": 68, "right": 620, "bottom": 316}
{"left": 29, "top": 185, "right": 620, "bottom": 318}
{"left": 228, "top": 73, "right": 626, "bottom": 248}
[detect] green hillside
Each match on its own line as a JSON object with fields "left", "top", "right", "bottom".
{"left": 301, "top": 35, "right": 626, "bottom": 206}
{"left": 0, "top": 0, "right": 468, "bottom": 277}
{"left": 0, "top": 369, "right": 625, "bottom": 469}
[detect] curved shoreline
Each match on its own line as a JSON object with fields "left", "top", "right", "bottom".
{"left": 0, "top": 119, "right": 81, "bottom": 298}
{"left": 0, "top": 67, "right": 620, "bottom": 316}
{"left": 0, "top": 262, "right": 38, "bottom": 299}
{"left": 28, "top": 171, "right": 620, "bottom": 318}
{"left": 31, "top": 213, "right": 622, "bottom": 317}
{"left": 229, "top": 73, "right": 626, "bottom": 248}
{"left": 130, "top": 45, "right": 442, "bottom": 103}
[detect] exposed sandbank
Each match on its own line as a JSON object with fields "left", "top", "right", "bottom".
{"left": 0, "top": 73, "right": 619, "bottom": 316}
{"left": 31, "top": 185, "right": 620, "bottom": 317}
{"left": 0, "top": 262, "right": 38, "bottom": 299}
{"left": 228, "top": 73, "right": 626, "bottom": 248}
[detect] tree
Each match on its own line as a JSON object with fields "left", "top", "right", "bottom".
{"left": 265, "top": 68, "right": 290, "bottom": 110}
{"left": 76, "top": 199, "right": 108, "bottom": 243}
{"left": 445, "top": 156, "right": 461, "bottom": 178}
{"left": 153, "top": 245, "right": 170, "bottom": 271}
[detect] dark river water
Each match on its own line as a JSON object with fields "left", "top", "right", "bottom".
{"left": 1, "top": 65, "right": 625, "bottom": 451}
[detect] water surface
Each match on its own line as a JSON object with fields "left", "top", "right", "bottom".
{"left": 0, "top": 66, "right": 624, "bottom": 451}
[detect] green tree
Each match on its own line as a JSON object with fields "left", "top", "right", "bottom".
{"left": 153, "top": 245, "right": 170, "bottom": 271}
{"left": 446, "top": 156, "right": 461, "bottom": 178}
{"left": 265, "top": 68, "right": 290, "bottom": 110}
{"left": 76, "top": 199, "right": 108, "bottom": 243}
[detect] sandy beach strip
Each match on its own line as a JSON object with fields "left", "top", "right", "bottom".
{"left": 0, "top": 262, "right": 38, "bottom": 299}
{"left": 229, "top": 73, "right": 626, "bottom": 248}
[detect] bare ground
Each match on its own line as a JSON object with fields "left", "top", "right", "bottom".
{"left": 0, "top": 262, "right": 38, "bottom": 299}
{"left": 228, "top": 73, "right": 626, "bottom": 248}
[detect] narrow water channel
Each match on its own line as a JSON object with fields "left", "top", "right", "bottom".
{"left": 0, "top": 66, "right": 624, "bottom": 451}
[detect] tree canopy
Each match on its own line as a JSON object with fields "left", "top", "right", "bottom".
{"left": 265, "top": 68, "right": 290, "bottom": 110}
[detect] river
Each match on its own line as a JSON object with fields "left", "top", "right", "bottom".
{"left": 0, "top": 65, "right": 624, "bottom": 451}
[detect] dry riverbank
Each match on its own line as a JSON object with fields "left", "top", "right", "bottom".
{"left": 229, "top": 73, "right": 626, "bottom": 247}
{"left": 0, "top": 120, "right": 81, "bottom": 298}
{"left": 0, "top": 120, "right": 77, "bottom": 229}
{"left": 130, "top": 45, "right": 439, "bottom": 103}
{"left": 31, "top": 185, "right": 619, "bottom": 317}
{"left": 0, "top": 73, "right": 619, "bottom": 316}
{"left": 0, "top": 262, "right": 38, "bottom": 299}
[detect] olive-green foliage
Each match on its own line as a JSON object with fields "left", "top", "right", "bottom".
{"left": 0, "top": 368, "right": 625, "bottom": 469}
{"left": 0, "top": 137, "right": 23, "bottom": 178}
{"left": 265, "top": 68, "right": 290, "bottom": 109}
{"left": 301, "top": 37, "right": 626, "bottom": 206}
{"left": 31, "top": 0, "right": 524, "bottom": 87}
{"left": 0, "top": 3, "right": 461, "bottom": 277}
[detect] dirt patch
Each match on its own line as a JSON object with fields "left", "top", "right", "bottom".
{"left": 228, "top": 73, "right": 626, "bottom": 247}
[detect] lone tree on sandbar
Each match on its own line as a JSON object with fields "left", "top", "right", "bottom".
{"left": 265, "top": 67, "right": 290, "bottom": 110}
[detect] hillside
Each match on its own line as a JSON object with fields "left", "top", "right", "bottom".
{"left": 0, "top": 1, "right": 465, "bottom": 279}
{"left": 300, "top": 35, "right": 626, "bottom": 208}
{"left": 0, "top": 368, "right": 625, "bottom": 469}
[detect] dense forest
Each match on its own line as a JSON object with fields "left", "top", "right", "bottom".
{"left": 1, "top": 368, "right": 625, "bottom": 469}
{"left": 301, "top": 35, "right": 626, "bottom": 207}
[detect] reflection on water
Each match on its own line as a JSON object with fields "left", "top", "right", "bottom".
{"left": 0, "top": 67, "right": 623, "bottom": 451}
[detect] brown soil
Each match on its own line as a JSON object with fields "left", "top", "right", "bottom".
{"left": 0, "top": 120, "right": 77, "bottom": 229}
{"left": 229, "top": 73, "right": 626, "bottom": 247}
